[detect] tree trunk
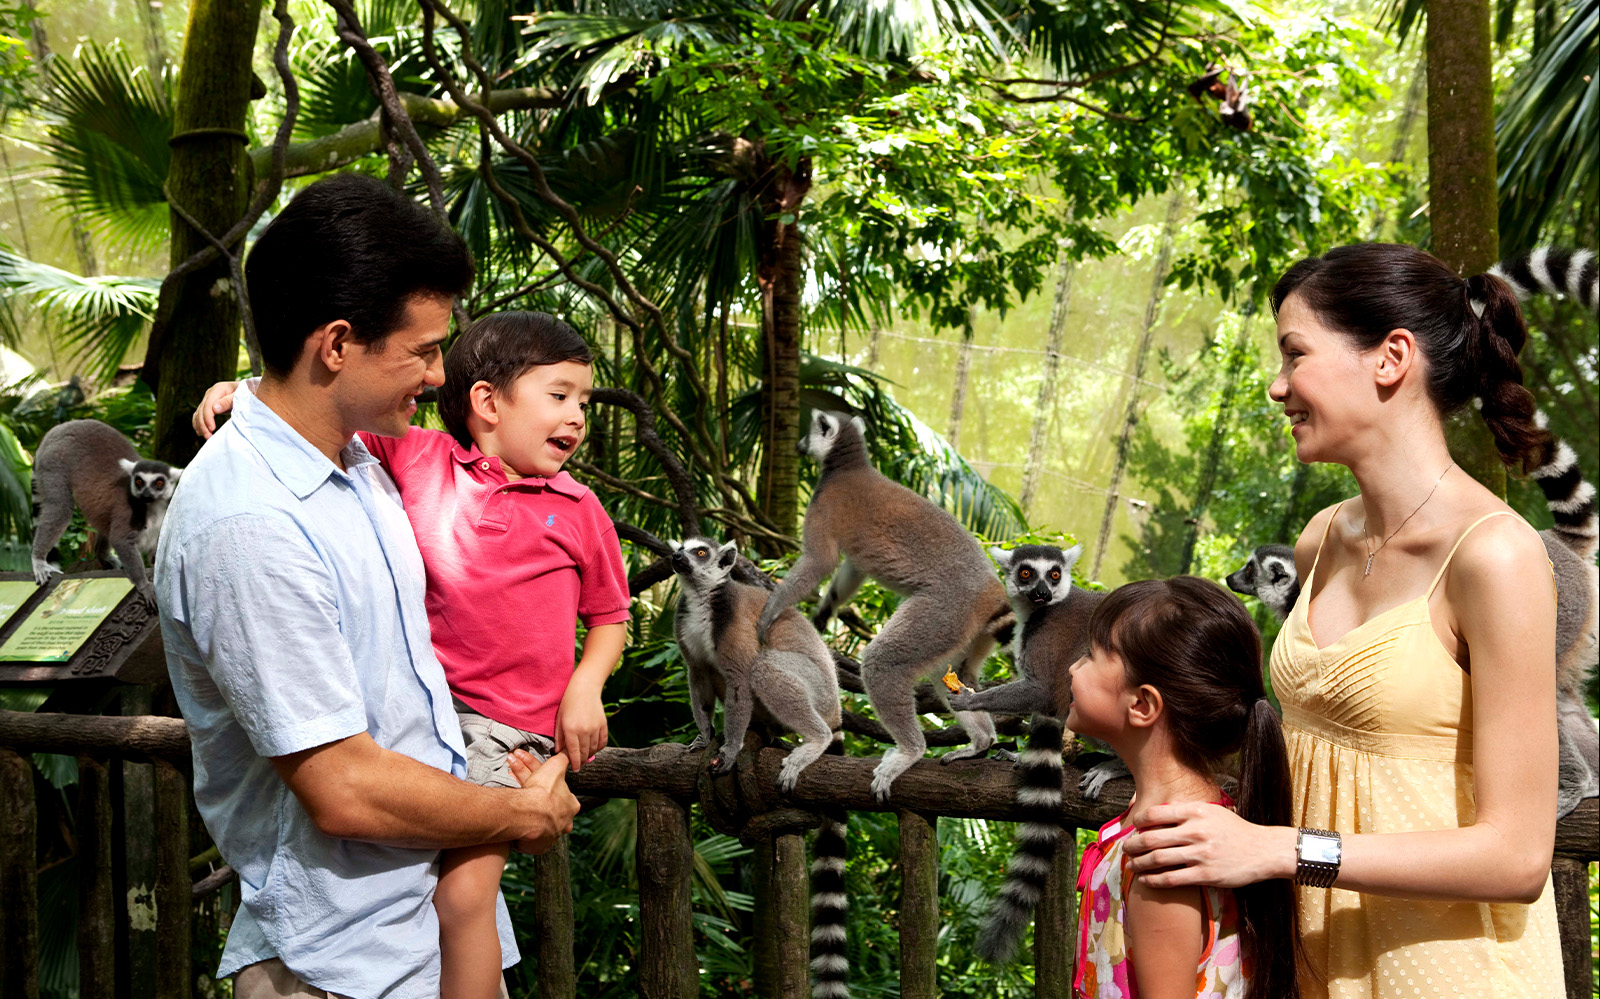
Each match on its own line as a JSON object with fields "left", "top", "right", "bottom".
{"left": 144, "top": 0, "right": 260, "bottom": 464}
{"left": 1179, "top": 312, "right": 1255, "bottom": 573}
{"left": 1020, "top": 254, "right": 1075, "bottom": 516}
{"left": 946, "top": 327, "right": 974, "bottom": 451}
{"left": 755, "top": 154, "right": 811, "bottom": 552}
{"left": 1091, "top": 192, "right": 1182, "bottom": 581}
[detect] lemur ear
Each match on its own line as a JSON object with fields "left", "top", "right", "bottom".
{"left": 988, "top": 546, "right": 1012, "bottom": 568}
{"left": 668, "top": 539, "right": 683, "bottom": 553}
{"left": 117, "top": 458, "right": 138, "bottom": 477}
{"left": 1061, "top": 543, "right": 1085, "bottom": 572}
{"left": 717, "top": 543, "right": 738, "bottom": 568}
{"left": 850, "top": 415, "right": 866, "bottom": 437}
{"left": 817, "top": 414, "right": 833, "bottom": 435}
{"left": 168, "top": 466, "right": 183, "bottom": 482}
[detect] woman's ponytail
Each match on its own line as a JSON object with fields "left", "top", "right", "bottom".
{"left": 1467, "top": 273, "right": 1551, "bottom": 473}
{"left": 1232, "top": 698, "right": 1304, "bottom": 999}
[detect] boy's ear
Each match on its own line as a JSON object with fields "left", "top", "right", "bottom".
{"left": 468, "top": 380, "right": 500, "bottom": 427}
{"left": 1126, "top": 683, "right": 1164, "bottom": 729}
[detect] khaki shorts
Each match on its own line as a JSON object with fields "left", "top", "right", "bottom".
{"left": 234, "top": 958, "right": 509, "bottom": 998}
{"left": 455, "top": 697, "right": 555, "bottom": 788}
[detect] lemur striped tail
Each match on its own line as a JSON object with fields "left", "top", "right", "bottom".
{"left": 810, "top": 735, "right": 850, "bottom": 999}
{"left": 1533, "top": 414, "right": 1599, "bottom": 561}
{"left": 976, "top": 715, "right": 1065, "bottom": 963}
{"left": 1489, "top": 248, "right": 1599, "bottom": 313}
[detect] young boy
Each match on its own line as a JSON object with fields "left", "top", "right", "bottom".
{"left": 195, "top": 311, "right": 630, "bottom": 999}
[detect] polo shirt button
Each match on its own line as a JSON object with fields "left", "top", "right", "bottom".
{"left": 480, "top": 461, "right": 490, "bottom": 471}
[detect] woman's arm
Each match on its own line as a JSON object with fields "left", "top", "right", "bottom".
{"left": 1124, "top": 880, "right": 1206, "bottom": 999}
{"left": 1124, "top": 516, "right": 1558, "bottom": 905}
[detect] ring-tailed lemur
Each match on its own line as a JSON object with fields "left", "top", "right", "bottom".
{"left": 1488, "top": 247, "right": 1598, "bottom": 312}
{"left": 757, "top": 411, "right": 1015, "bottom": 803}
{"left": 1229, "top": 431, "right": 1598, "bottom": 816}
{"left": 31, "top": 420, "right": 183, "bottom": 610}
{"left": 945, "top": 543, "right": 1128, "bottom": 961}
{"left": 670, "top": 537, "right": 849, "bottom": 999}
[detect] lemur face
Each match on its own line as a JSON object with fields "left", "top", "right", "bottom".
{"left": 798, "top": 410, "right": 865, "bottom": 461}
{"left": 1226, "top": 544, "right": 1299, "bottom": 620}
{"left": 123, "top": 459, "right": 181, "bottom": 502}
{"left": 990, "top": 543, "right": 1083, "bottom": 607}
{"left": 669, "top": 537, "right": 739, "bottom": 589}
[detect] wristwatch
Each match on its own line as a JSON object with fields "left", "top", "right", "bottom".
{"left": 1295, "top": 828, "right": 1342, "bottom": 887}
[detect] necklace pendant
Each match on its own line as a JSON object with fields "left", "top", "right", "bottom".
{"left": 1364, "top": 552, "right": 1375, "bottom": 576}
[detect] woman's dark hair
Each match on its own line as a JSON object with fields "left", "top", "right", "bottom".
{"left": 438, "top": 311, "right": 593, "bottom": 447}
{"left": 1090, "top": 576, "right": 1302, "bottom": 999}
{"left": 245, "top": 172, "right": 475, "bottom": 376}
{"left": 1271, "top": 242, "right": 1550, "bottom": 473}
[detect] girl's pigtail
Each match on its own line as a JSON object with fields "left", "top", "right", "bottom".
{"left": 1233, "top": 698, "right": 1304, "bottom": 999}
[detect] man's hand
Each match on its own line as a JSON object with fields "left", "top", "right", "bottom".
{"left": 192, "top": 380, "right": 241, "bottom": 439}
{"left": 553, "top": 685, "right": 608, "bottom": 772}
{"left": 507, "top": 749, "right": 579, "bottom": 854}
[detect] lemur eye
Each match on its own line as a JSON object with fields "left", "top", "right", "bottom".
{"left": 1049, "top": 569, "right": 1060, "bottom": 581}
{"left": 153, "top": 479, "right": 165, "bottom": 490}
{"left": 1019, "top": 568, "right": 1031, "bottom": 580}
{"left": 695, "top": 548, "right": 708, "bottom": 558}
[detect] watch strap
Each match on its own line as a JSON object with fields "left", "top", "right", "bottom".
{"left": 1295, "top": 827, "right": 1341, "bottom": 888}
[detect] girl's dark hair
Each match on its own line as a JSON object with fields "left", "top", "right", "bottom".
{"left": 438, "top": 311, "right": 593, "bottom": 448}
{"left": 1271, "top": 242, "right": 1550, "bottom": 473}
{"left": 1090, "top": 577, "right": 1302, "bottom": 999}
{"left": 245, "top": 172, "right": 475, "bottom": 376}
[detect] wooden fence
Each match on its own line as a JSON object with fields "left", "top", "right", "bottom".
{"left": 1, "top": 709, "right": 1595, "bottom": 999}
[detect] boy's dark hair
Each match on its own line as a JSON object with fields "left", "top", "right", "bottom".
{"left": 245, "top": 172, "right": 475, "bottom": 376}
{"left": 1089, "top": 576, "right": 1304, "bottom": 999}
{"left": 438, "top": 311, "right": 593, "bottom": 448}
{"left": 1272, "top": 242, "right": 1549, "bottom": 473}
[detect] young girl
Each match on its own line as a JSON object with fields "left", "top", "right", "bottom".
{"left": 1068, "top": 576, "right": 1301, "bottom": 999}
{"left": 195, "top": 312, "right": 630, "bottom": 999}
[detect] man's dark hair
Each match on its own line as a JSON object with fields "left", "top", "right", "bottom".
{"left": 245, "top": 172, "right": 475, "bottom": 376}
{"left": 438, "top": 311, "right": 593, "bottom": 448}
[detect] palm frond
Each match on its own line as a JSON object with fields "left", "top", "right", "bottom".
{"left": 0, "top": 245, "right": 158, "bottom": 383}
{"left": 35, "top": 41, "right": 172, "bottom": 254}
{"left": 771, "top": 0, "right": 1014, "bottom": 62}
{"left": 0, "top": 418, "right": 31, "bottom": 541}
{"left": 1496, "top": 0, "right": 1598, "bottom": 252}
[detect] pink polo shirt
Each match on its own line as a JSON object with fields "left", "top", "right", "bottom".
{"left": 359, "top": 427, "right": 631, "bottom": 735}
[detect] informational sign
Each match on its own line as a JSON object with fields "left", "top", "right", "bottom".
{"left": 0, "top": 577, "right": 134, "bottom": 662}
{"left": 0, "top": 579, "right": 36, "bottom": 627}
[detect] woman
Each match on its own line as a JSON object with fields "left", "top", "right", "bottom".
{"left": 1120, "top": 242, "right": 1564, "bottom": 997}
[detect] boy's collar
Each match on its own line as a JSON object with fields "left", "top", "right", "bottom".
{"left": 449, "top": 437, "right": 586, "bottom": 499}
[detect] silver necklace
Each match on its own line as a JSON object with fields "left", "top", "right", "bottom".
{"left": 1362, "top": 462, "right": 1454, "bottom": 577}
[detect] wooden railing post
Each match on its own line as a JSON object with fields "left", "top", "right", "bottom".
{"left": 636, "top": 791, "right": 697, "bottom": 999}
{"left": 532, "top": 838, "right": 577, "bottom": 999}
{"left": 1551, "top": 856, "right": 1593, "bottom": 999}
{"left": 77, "top": 755, "right": 116, "bottom": 999}
{"left": 897, "top": 810, "right": 938, "bottom": 999}
{"left": 772, "top": 833, "right": 810, "bottom": 999}
{"left": 1034, "top": 827, "right": 1078, "bottom": 997}
{"left": 0, "top": 747, "right": 39, "bottom": 999}
{"left": 153, "top": 760, "right": 191, "bottom": 999}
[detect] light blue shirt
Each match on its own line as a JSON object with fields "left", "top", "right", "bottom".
{"left": 156, "top": 383, "right": 516, "bottom": 998}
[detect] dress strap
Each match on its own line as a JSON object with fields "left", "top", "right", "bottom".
{"left": 1305, "top": 500, "right": 1347, "bottom": 591}
{"left": 1426, "top": 511, "right": 1520, "bottom": 597}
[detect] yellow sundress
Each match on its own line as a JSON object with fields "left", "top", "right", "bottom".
{"left": 1271, "top": 507, "right": 1564, "bottom": 998}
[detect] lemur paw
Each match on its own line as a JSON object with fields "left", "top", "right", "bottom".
{"left": 1079, "top": 759, "right": 1131, "bottom": 801}
{"left": 31, "top": 559, "right": 60, "bottom": 586}
{"left": 990, "top": 748, "right": 1020, "bottom": 764}
{"left": 135, "top": 583, "right": 158, "bottom": 612}
{"left": 946, "top": 690, "right": 975, "bottom": 712}
{"left": 869, "top": 773, "right": 895, "bottom": 804}
{"left": 776, "top": 762, "right": 802, "bottom": 794}
{"left": 709, "top": 753, "right": 737, "bottom": 777}
{"left": 939, "top": 743, "right": 989, "bottom": 762}
{"left": 687, "top": 734, "right": 711, "bottom": 753}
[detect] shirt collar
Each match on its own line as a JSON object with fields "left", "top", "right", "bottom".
{"left": 232, "top": 381, "right": 378, "bottom": 499}
{"left": 448, "top": 437, "right": 586, "bottom": 499}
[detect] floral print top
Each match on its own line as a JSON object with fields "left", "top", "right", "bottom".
{"left": 1074, "top": 799, "right": 1250, "bottom": 999}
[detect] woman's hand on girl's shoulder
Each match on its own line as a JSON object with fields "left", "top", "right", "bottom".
{"left": 1122, "top": 802, "right": 1297, "bottom": 889}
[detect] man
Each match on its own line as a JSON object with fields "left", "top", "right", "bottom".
{"left": 157, "top": 172, "right": 579, "bottom": 998}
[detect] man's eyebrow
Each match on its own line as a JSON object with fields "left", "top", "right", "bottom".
{"left": 419, "top": 335, "right": 449, "bottom": 351}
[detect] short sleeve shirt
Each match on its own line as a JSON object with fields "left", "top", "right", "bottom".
{"left": 362, "top": 428, "right": 631, "bottom": 735}
{"left": 156, "top": 383, "right": 516, "bottom": 997}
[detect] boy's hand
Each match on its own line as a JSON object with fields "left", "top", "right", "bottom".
{"left": 506, "top": 750, "right": 578, "bottom": 854}
{"left": 553, "top": 685, "right": 608, "bottom": 772}
{"left": 192, "top": 380, "right": 242, "bottom": 439}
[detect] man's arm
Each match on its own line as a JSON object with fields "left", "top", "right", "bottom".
{"left": 271, "top": 735, "right": 577, "bottom": 853}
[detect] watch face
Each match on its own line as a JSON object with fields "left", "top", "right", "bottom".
{"left": 1302, "top": 834, "right": 1341, "bottom": 865}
